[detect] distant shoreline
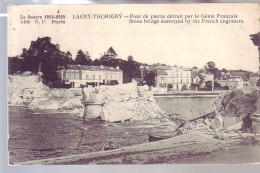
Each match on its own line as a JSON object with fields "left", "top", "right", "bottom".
{"left": 153, "top": 91, "right": 222, "bottom": 98}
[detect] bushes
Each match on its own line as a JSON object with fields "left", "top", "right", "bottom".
{"left": 257, "top": 79, "right": 260, "bottom": 87}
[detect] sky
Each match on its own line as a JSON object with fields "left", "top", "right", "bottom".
{"left": 8, "top": 4, "right": 260, "bottom": 72}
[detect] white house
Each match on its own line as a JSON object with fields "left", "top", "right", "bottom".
{"left": 56, "top": 65, "right": 123, "bottom": 88}
{"left": 166, "top": 66, "right": 192, "bottom": 90}
{"left": 152, "top": 65, "right": 192, "bottom": 90}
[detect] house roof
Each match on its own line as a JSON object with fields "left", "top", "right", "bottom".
{"left": 151, "top": 66, "right": 172, "bottom": 70}
{"left": 64, "top": 65, "right": 122, "bottom": 71}
{"left": 229, "top": 70, "right": 250, "bottom": 80}
{"left": 181, "top": 67, "right": 192, "bottom": 71}
{"left": 250, "top": 73, "right": 259, "bottom": 78}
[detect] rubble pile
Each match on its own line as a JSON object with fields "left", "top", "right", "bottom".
{"left": 8, "top": 75, "right": 50, "bottom": 105}
{"left": 8, "top": 75, "right": 83, "bottom": 113}
{"left": 83, "top": 83, "right": 167, "bottom": 122}
{"left": 178, "top": 119, "right": 212, "bottom": 134}
{"left": 178, "top": 89, "right": 260, "bottom": 135}
{"left": 249, "top": 89, "right": 260, "bottom": 110}
{"left": 211, "top": 90, "right": 259, "bottom": 117}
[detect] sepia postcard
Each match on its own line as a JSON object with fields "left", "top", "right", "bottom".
{"left": 8, "top": 3, "right": 260, "bottom": 165}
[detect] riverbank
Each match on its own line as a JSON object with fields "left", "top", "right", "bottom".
{"left": 14, "top": 132, "right": 260, "bottom": 165}
{"left": 153, "top": 90, "right": 223, "bottom": 97}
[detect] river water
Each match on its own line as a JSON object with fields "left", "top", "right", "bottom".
{"left": 8, "top": 107, "right": 176, "bottom": 164}
{"left": 9, "top": 97, "right": 215, "bottom": 164}
{"left": 155, "top": 97, "right": 215, "bottom": 119}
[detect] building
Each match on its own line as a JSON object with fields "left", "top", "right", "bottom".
{"left": 219, "top": 70, "right": 251, "bottom": 88}
{"left": 191, "top": 70, "right": 200, "bottom": 85}
{"left": 199, "top": 72, "right": 215, "bottom": 88}
{"left": 190, "top": 69, "right": 215, "bottom": 89}
{"left": 248, "top": 73, "right": 259, "bottom": 87}
{"left": 221, "top": 70, "right": 250, "bottom": 82}
{"left": 218, "top": 78, "right": 244, "bottom": 89}
{"left": 152, "top": 66, "right": 171, "bottom": 88}
{"left": 152, "top": 65, "right": 192, "bottom": 90}
{"left": 56, "top": 65, "right": 123, "bottom": 88}
{"left": 166, "top": 66, "right": 192, "bottom": 90}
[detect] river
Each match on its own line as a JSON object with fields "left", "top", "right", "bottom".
{"left": 8, "top": 97, "right": 216, "bottom": 164}
{"left": 8, "top": 106, "right": 177, "bottom": 164}
{"left": 155, "top": 97, "right": 215, "bottom": 119}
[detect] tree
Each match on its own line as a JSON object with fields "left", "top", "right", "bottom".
{"left": 257, "top": 79, "right": 260, "bottom": 87}
{"left": 63, "top": 51, "right": 74, "bottom": 65}
{"left": 167, "top": 83, "right": 173, "bottom": 92}
{"left": 181, "top": 84, "right": 188, "bottom": 91}
{"left": 122, "top": 55, "right": 141, "bottom": 83}
{"left": 204, "top": 61, "right": 221, "bottom": 79}
{"left": 205, "top": 61, "right": 216, "bottom": 71}
{"left": 106, "top": 47, "right": 117, "bottom": 59}
{"left": 75, "top": 50, "right": 92, "bottom": 65}
{"left": 205, "top": 81, "right": 213, "bottom": 90}
{"left": 8, "top": 56, "right": 24, "bottom": 74}
{"left": 100, "top": 47, "right": 117, "bottom": 61}
{"left": 143, "top": 71, "right": 156, "bottom": 87}
{"left": 98, "top": 47, "right": 118, "bottom": 67}
{"left": 214, "top": 82, "right": 222, "bottom": 87}
{"left": 19, "top": 37, "right": 67, "bottom": 84}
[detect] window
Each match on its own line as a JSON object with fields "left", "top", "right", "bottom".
{"left": 99, "top": 75, "right": 101, "bottom": 80}
{"left": 75, "top": 72, "right": 79, "bottom": 79}
{"left": 86, "top": 74, "right": 89, "bottom": 79}
{"left": 186, "top": 79, "right": 189, "bottom": 83}
{"left": 181, "top": 79, "right": 183, "bottom": 83}
{"left": 93, "top": 74, "right": 95, "bottom": 80}
{"left": 66, "top": 72, "right": 71, "bottom": 79}
{"left": 176, "top": 73, "right": 178, "bottom": 78}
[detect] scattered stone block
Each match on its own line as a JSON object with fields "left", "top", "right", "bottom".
{"left": 210, "top": 117, "right": 223, "bottom": 131}
{"left": 223, "top": 117, "right": 242, "bottom": 131}
{"left": 203, "top": 118, "right": 211, "bottom": 126}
